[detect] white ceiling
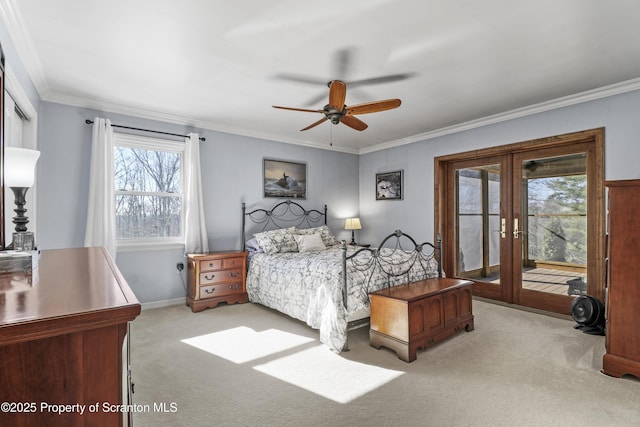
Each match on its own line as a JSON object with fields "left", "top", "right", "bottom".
{"left": 3, "top": 0, "right": 640, "bottom": 153}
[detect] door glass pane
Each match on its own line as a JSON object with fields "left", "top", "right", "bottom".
{"left": 488, "top": 171, "right": 501, "bottom": 267}
{"left": 456, "top": 165, "right": 501, "bottom": 284}
{"left": 521, "top": 154, "right": 587, "bottom": 297}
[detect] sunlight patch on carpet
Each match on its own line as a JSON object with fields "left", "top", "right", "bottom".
{"left": 181, "top": 326, "right": 314, "bottom": 364}
{"left": 253, "top": 345, "right": 404, "bottom": 403}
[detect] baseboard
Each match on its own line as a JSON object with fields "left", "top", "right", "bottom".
{"left": 141, "top": 297, "right": 186, "bottom": 311}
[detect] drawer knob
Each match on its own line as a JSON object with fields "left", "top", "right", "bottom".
{"left": 229, "top": 272, "right": 240, "bottom": 278}
{"left": 205, "top": 274, "right": 215, "bottom": 280}
{"left": 205, "top": 288, "right": 215, "bottom": 294}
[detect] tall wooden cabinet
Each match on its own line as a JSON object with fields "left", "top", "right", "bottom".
{"left": 0, "top": 247, "right": 141, "bottom": 426}
{"left": 602, "top": 180, "right": 640, "bottom": 379}
{"left": 0, "top": 41, "right": 5, "bottom": 251}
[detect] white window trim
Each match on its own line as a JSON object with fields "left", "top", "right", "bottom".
{"left": 117, "top": 240, "right": 185, "bottom": 252}
{"left": 113, "top": 132, "right": 186, "bottom": 250}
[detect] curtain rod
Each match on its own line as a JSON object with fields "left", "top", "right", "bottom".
{"left": 84, "top": 119, "right": 205, "bottom": 142}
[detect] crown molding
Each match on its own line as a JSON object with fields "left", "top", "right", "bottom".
{"left": 46, "top": 91, "right": 359, "bottom": 155}
{"left": 359, "top": 77, "right": 640, "bottom": 154}
{"left": 0, "top": 0, "right": 51, "bottom": 99}
{"left": 51, "top": 75, "right": 640, "bottom": 157}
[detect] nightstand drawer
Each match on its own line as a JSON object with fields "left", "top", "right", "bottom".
{"left": 199, "top": 259, "right": 223, "bottom": 271}
{"left": 200, "top": 283, "right": 243, "bottom": 299}
{"left": 199, "top": 269, "right": 243, "bottom": 285}
{"left": 222, "top": 257, "right": 244, "bottom": 269}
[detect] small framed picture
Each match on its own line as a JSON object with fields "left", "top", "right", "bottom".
{"left": 263, "top": 158, "right": 307, "bottom": 199}
{"left": 376, "top": 170, "right": 403, "bottom": 200}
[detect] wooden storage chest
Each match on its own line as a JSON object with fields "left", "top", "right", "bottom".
{"left": 369, "top": 278, "right": 474, "bottom": 362}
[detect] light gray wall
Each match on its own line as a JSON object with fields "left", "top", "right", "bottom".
{"left": 36, "top": 102, "right": 359, "bottom": 303}
{"left": 199, "top": 130, "right": 360, "bottom": 250}
{"left": 358, "top": 89, "right": 640, "bottom": 245}
{"left": 30, "top": 89, "right": 640, "bottom": 304}
{"left": 6, "top": 15, "right": 640, "bottom": 305}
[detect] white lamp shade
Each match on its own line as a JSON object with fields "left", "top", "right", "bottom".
{"left": 344, "top": 217, "right": 362, "bottom": 230}
{"left": 5, "top": 147, "right": 40, "bottom": 187}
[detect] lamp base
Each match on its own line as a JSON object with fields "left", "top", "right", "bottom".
{"left": 10, "top": 187, "right": 30, "bottom": 233}
{"left": 13, "top": 232, "right": 35, "bottom": 251}
{"left": 350, "top": 230, "right": 356, "bottom": 245}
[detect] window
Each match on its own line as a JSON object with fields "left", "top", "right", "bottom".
{"left": 113, "top": 133, "right": 184, "bottom": 246}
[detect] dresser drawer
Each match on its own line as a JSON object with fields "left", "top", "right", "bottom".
{"left": 199, "top": 269, "right": 243, "bottom": 285}
{"left": 200, "top": 283, "right": 243, "bottom": 299}
{"left": 199, "top": 259, "right": 222, "bottom": 271}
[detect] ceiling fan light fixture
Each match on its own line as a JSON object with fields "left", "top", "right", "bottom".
{"left": 273, "top": 79, "right": 401, "bottom": 132}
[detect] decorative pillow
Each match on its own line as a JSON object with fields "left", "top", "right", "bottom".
{"left": 245, "top": 237, "right": 262, "bottom": 253}
{"left": 254, "top": 227, "right": 298, "bottom": 255}
{"left": 294, "top": 233, "right": 326, "bottom": 252}
{"left": 295, "top": 225, "right": 339, "bottom": 247}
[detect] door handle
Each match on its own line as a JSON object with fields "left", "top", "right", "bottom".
{"left": 513, "top": 218, "right": 524, "bottom": 238}
{"left": 493, "top": 218, "right": 506, "bottom": 238}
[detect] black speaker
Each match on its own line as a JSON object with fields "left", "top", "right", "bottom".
{"left": 570, "top": 295, "right": 605, "bottom": 335}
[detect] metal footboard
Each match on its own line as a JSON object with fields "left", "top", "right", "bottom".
{"left": 340, "top": 230, "right": 442, "bottom": 350}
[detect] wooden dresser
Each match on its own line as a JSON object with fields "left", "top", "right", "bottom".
{"left": 186, "top": 251, "right": 248, "bottom": 312}
{"left": 602, "top": 180, "right": 640, "bottom": 379}
{"left": 369, "top": 278, "right": 474, "bottom": 362}
{"left": 0, "top": 247, "right": 141, "bottom": 427}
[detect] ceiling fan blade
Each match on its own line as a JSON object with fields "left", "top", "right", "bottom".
{"left": 273, "top": 73, "right": 326, "bottom": 86}
{"left": 348, "top": 73, "right": 415, "bottom": 88}
{"left": 341, "top": 115, "right": 368, "bottom": 131}
{"left": 300, "top": 117, "right": 328, "bottom": 131}
{"left": 273, "top": 105, "right": 324, "bottom": 113}
{"left": 346, "top": 99, "right": 401, "bottom": 115}
{"left": 303, "top": 92, "right": 329, "bottom": 107}
{"left": 334, "top": 47, "right": 354, "bottom": 79}
{"left": 328, "top": 80, "right": 347, "bottom": 109}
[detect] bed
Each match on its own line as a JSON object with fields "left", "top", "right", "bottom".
{"left": 242, "top": 200, "right": 442, "bottom": 352}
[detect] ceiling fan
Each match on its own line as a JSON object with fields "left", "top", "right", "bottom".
{"left": 272, "top": 80, "right": 401, "bottom": 131}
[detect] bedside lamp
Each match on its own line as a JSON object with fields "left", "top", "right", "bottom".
{"left": 344, "top": 217, "right": 362, "bottom": 245}
{"left": 5, "top": 147, "right": 40, "bottom": 250}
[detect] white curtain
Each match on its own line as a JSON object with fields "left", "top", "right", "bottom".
{"left": 84, "top": 117, "right": 117, "bottom": 259}
{"left": 184, "top": 133, "right": 209, "bottom": 253}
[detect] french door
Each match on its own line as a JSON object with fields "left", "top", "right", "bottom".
{"left": 436, "top": 129, "right": 605, "bottom": 315}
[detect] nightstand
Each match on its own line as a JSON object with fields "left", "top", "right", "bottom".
{"left": 186, "top": 251, "right": 248, "bottom": 313}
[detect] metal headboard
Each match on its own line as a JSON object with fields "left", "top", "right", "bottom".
{"left": 242, "top": 200, "right": 327, "bottom": 250}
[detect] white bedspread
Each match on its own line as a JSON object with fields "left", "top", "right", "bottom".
{"left": 246, "top": 246, "right": 439, "bottom": 352}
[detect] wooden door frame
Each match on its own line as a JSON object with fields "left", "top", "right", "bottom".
{"left": 441, "top": 154, "right": 512, "bottom": 302}
{"left": 434, "top": 128, "right": 605, "bottom": 307}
